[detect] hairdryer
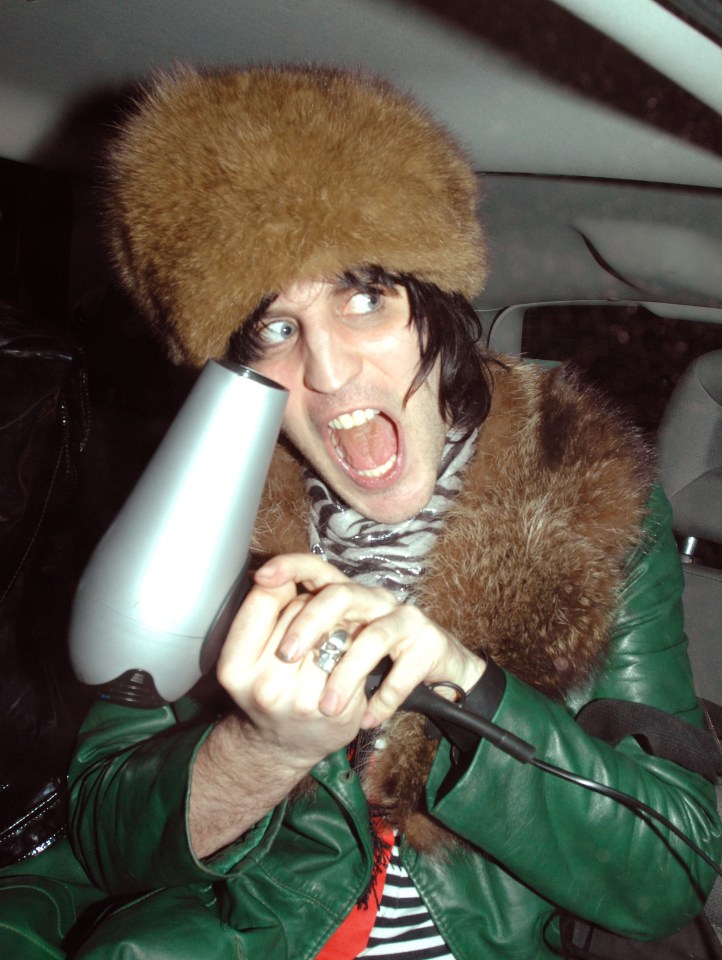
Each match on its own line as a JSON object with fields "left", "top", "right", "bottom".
{"left": 69, "top": 360, "right": 288, "bottom": 705}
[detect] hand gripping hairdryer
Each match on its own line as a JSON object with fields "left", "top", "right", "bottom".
{"left": 69, "top": 360, "right": 288, "bottom": 705}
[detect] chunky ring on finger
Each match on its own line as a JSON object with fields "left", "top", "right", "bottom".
{"left": 314, "top": 629, "right": 350, "bottom": 675}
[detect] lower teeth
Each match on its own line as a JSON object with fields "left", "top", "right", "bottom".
{"left": 355, "top": 453, "right": 397, "bottom": 478}
{"left": 330, "top": 432, "right": 398, "bottom": 479}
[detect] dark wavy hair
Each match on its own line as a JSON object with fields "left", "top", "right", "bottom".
{"left": 226, "top": 266, "right": 499, "bottom": 436}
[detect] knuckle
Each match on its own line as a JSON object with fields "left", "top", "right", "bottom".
{"left": 372, "top": 585, "right": 396, "bottom": 606}
{"left": 216, "top": 648, "right": 244, "bottom": 690}
{"left": 249, "top": 678, "right": 279, "bottom": 713}
{"left": 328, "top": 582, "right": 355, "bottom": 604}
{"left": 397, "top": 604, "right": 425, "bottom": 628}
{"left": 216, "top": 653, "right": 233, "bottom": 684}
{"left": 374, "top": 674, "right": 405, "bottom": 708}
{"left": 295, "top": 688, "right": 323, "bottom": 717}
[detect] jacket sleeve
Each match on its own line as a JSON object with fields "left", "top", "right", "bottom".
{"left": 425, "top": 484, "right": 722, "bottom": 940}
{"left": 68, "top": 697, "right": 275, "bottom": 894}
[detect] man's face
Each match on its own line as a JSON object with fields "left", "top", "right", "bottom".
{"left": 251, "top": 278, "right": 448, "bottom": 523}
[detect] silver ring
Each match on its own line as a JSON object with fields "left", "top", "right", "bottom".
{"left": 313, "top": 629, "right": 350, "bottom": 675}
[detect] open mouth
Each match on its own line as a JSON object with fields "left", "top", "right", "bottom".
{"left": 328, "top": 408, "right": 399, "bottom": 479}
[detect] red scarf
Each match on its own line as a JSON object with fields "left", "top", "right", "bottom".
{"left": 316, "top": 821, "right": 394, "bottom": 959}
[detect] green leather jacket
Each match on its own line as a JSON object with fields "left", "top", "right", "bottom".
{"left": 62, "top": 487, "right": 721, "bottom": 959}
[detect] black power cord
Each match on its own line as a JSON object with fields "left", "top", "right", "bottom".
{"left": 365, "top": 658, "right": 722, "bottom": 879}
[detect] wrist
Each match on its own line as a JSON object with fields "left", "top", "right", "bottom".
{"left": 453, "top": 649, "right": 487, "bottom": 696}
{"left": 462, "top": 655, "right": 505, "bottom": 720}
{"left": 221, "top": 711, "right": 319, "bottom": 776}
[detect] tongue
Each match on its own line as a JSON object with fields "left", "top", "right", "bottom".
{"left": 334, "top": 415, "right": 397, "bottom": 471}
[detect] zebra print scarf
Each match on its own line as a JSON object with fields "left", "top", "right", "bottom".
{"left": 306, "top": 429, "right": 477, "bottom": 603}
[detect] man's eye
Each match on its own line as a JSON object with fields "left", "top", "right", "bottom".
{"left": 347, "top": 291, "right": 382, "bottom": 315}
{"left": 259, "top": 319, "right": 297, "bottom": 345}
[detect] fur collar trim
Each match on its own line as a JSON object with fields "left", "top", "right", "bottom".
{"left": 251, "top": 359, "right": 655, "bottom": 849}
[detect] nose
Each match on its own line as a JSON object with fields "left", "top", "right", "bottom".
{"left": 302, "top": 326, "right": 362, "bottom": 394}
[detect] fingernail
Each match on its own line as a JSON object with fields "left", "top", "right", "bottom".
{"left": 277, "top": 637, "right": 300, "bottom": 662}
{"left": 320, "top": 690, "right": 340, "bottom": 716}
{"left": 255, "top": 562, "right": 276, "bottom": 580}
{"left": 360, "top": 710, "right": 376, "bottom": 729}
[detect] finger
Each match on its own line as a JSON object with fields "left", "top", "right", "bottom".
{"left": 254, "top": 553, "right": 351, "bottom": 591}
{"left": 362, "top": 655, "right": 420, "bottom": 728}
{"left": 322, "top": 607, "right": 450, "bottom": 723}
{"left": 219, "top": 592, "right": 320, "bottom": 707}
{"left": 276, "top": 581, "right": 397, "bottom": 662}
{"left": 218, "top": 579, "right": 299, "bottom": 670}
{"left": 249, "top": 642, "right": 330, "bottom": 717}
{"left": 319, "top": 612, "right": 416, "bottom": 719}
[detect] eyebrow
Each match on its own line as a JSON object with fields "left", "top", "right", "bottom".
{"left": 339, "top": 268, "right": 401, "bottom": 294}
{"left": 257, "top": 270, "right": 402, "bottom": 321}
{"left": 259, "top": 301, "right": 290, "bottom": 319}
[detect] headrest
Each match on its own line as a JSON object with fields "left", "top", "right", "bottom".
{"left": 658, "top": 349, "right": 722, "bottom": 544}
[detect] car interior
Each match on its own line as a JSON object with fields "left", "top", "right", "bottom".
{"left": 1, "top": 0, "right": 722, "bottom": 938}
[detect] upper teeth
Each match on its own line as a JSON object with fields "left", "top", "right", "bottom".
{"left": 329, "top": 408, "right": 379, "bottom": 430}
{"left": 328, "top": 408, "right": 396, "bottom": 478}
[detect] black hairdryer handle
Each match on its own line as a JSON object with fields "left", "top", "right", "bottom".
{"left": 365, "top": 657, "right": 536, "bottom": 764}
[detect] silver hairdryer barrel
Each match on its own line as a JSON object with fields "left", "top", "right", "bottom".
{"left": 69, "top": 360, "right": 288, "bottom": 703}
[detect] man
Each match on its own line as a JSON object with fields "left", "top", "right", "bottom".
{"left": 2, "top": 64, "right": 720, "bottom": 959}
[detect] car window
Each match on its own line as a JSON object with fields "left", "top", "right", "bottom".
{"left": 521, "top": 302, "right": 722, "bottom": 567}
{"left": 521, "top": 303, "right": 722, "bottom": 436}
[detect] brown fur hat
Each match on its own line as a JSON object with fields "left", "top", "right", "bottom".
{"left": 106, "top": 65, "right": 487, "bottom": 366}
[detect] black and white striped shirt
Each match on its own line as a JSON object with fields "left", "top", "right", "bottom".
{"left": 358, "top": 841, "right": 453, "bottom": 959}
